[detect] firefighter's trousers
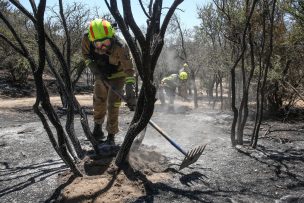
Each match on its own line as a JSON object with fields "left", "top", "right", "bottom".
{"left": 164, "top": 86, "right": 176, "bottom": 105}
{"left": 93, "top": 77, "right": 125, "bottom": 135}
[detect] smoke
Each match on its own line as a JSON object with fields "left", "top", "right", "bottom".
{"left": 156, "top": 48, "right": 181, "bottom": 77}
{"left": 128, "top": 147, "right": 169, "bottom": 172}
{"left": 132, "top": 101, "right": 230, "bottom": 164}
{"left": 164, "top": 48, "right": 180, "bottom": 74}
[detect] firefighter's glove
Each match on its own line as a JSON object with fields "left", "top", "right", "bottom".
{"left": 160, "top": 79, "right": 166, "bottom": 87}
{"left": 125, "top": 77, "right": 136, "bottom": 111}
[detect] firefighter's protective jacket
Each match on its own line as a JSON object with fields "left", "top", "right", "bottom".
{"left": 161, "top": 74, "right": 180, "bottom": 89}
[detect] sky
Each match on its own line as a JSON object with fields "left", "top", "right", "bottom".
{"left": 19, "top": 0, "right": 211, "bottom": 29}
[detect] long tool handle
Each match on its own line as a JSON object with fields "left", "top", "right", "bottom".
{"left": 103, "top": 80, "right": 188, "bottom": 156}
{"left": 148, "top": 120, "right": 188, "bottom": 156}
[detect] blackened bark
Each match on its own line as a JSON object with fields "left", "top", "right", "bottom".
{"left": 252, "top": 0, "right": 276, "bottom": 148}
{"left": 239, "top": 28, "right": 256, "bottom": 145}
{"left": 236, "top": 56, "right": 246, "bottom": 145}
{"left": 220, "top": 77, "right": 223, "bottom": 110}
{"left": 115, "top": 85, "right": 156, "bottom": 166}
{"left": 105, "top": 0, "right": 184, "bottom": 166}
{"left": 230, "top": 68, "right": 238, "bottom": 146}
{"left": 251, "top": 5, "right": 266, "bottom": 146}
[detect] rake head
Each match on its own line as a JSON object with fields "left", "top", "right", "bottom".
{"left": 179, "top": 144, "right": 206, "bottom": 170}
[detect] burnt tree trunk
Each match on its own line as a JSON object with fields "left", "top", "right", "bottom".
{"left": 105, "top": 0, "right": 184, "bottom": 167}
{"left": 230, "top": 67, "right": 238, "bottom": 146}
{"left": 236, "top": 56, "right": 246, "bottom": 145}
{"left": 251, "top": 0, "right": 276, "bottom": 148}
{"left": 220, "top": 77, "right": 223, "bottom": 110}
{"left": 252, "top": 0, "right": 276, "bottom": 148}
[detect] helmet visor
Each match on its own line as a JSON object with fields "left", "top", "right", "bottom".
{"left": 94, "top": 39, "right": 111, "bottom": 50}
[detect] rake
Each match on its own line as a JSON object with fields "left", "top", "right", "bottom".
{"left": 148, "top": 120, "right": 206, "bottom": 170}
{"left": 103, "top": 80, "right": 206, "bottom": 170}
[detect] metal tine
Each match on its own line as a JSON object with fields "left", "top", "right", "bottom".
{"left": 196, "top": 146, "right": 204, "bottom": 154}
{"left": 191, "top": 147, "right": 199, "bottom": 157}
{"left": 196, "top": 145, "right": 203, "bottom": 153}
{"left": 194, "top": 148, "right": 201, "bottom": 156}
{"left": 189, "top": 148, "right": 198, "bottom": 158}
{"left": 190, "top": 146, "right": 200, "bottom": 157}
{"left": 186, "top": 150, "right": 192, "bottom": 158}
{"left": 199, "top": 145, "right": 206, "bottom": 153}
{"left": 187, "top": 149, "right": 195, "bottom": 160}
{"left": 188, "top": 149, "right": 195, "bottom": 158}
{"left": 197, "top": 145, "right": 206, "bottom": 156}
{"left": 188, "top": 151, "right": 193, "bottom": 159}
{"left": 191, "top": 145, "right": 205, "bottom": 158}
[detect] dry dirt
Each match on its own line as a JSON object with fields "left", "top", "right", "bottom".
{"left": 1, "top": 94, "right": 304, "bottom": 203}
{"left": 57, "top": 149, "right": 171, "bottom": 203}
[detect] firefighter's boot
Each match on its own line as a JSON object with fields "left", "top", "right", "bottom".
{"left": 92, "top": 123, "right": 105, "bottom": 142}
{"left": 106, "top": 134, "right": 115, "bottom": 145}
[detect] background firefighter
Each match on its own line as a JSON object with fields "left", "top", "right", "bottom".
{"left": 81, "top": 19, "right": 136, "bottom": 145}
{"left": 179, "top": 63, "right": 191, "bottom": 99}
{"left": 159, "top": 71, "right": 188, "bottom": 111}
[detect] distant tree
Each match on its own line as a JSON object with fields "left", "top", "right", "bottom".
{"left": 209, "top": 0, "right": 277, "bottom": 147}
{"left": 0, "top": 2, "right": 35, "bottom": 82}
{"left": 197, "top": 3, "right": 228, "bottom": 110}
{"left": 45, "top": 2, "right": 90, "bottom": 107}
{"left": 167, "top": 13, "right": 199, "bottom": 108}
{"left": 266, "top": 0, "right": 304, "bottom": 115}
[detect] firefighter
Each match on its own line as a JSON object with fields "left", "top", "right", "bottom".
{"left": 179, "top": 63, "right": 190, "bottom": 99}
{"left": 81, "top": 19, "right": 136, "bottom": 145}
{"left": 160, "top": 71, "right": 188, "bottom": 111}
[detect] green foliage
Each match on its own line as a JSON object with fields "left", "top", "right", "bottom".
{"left": 4, "top": 56, "right": 31, "bottom": 83}
{"left": 268, "top": 55, "right": 283, "bottom": 82}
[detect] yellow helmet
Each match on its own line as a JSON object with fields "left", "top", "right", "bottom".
{"left": 183, "top": 63, "right": 189, "bottom": 68}
{"left": 88, "top": 19, "right": 115, "bottom": 42}
{"left": 179, "top": 71, "right": 188, "bottom": 80}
